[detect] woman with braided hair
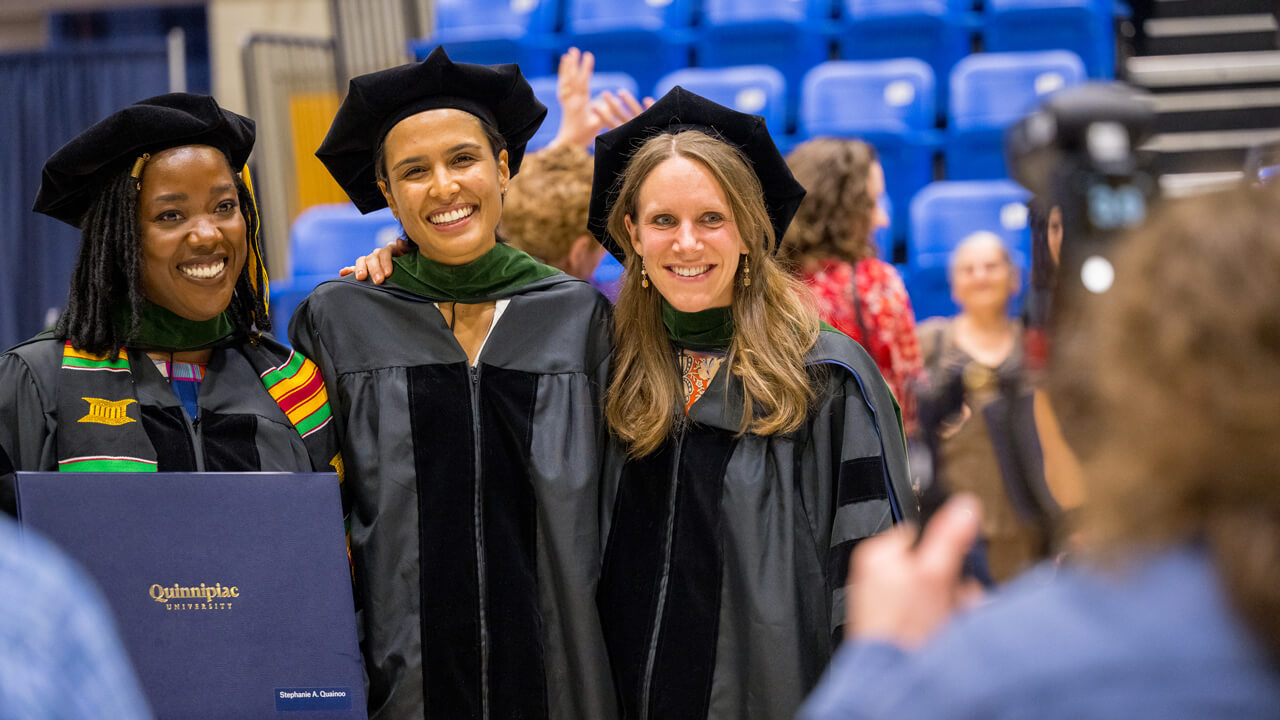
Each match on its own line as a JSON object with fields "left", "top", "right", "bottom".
{"left": 0, "top": 93, "right": 341, "bottom": 490}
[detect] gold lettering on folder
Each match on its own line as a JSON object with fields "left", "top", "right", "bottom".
{"left": 149, "top": 582, "right": 240, "bottom": 611}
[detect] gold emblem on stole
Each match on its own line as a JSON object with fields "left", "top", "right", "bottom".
{"left": 79, "top": 397, "right": 136, "bottom": 426}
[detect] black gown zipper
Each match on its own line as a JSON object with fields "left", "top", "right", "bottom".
{"left": 469, "top": 362, "right": 490, "bottom": 720}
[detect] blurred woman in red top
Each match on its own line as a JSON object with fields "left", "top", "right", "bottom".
{"left": 782, "top": 138, "right": 922, "bottom": 434}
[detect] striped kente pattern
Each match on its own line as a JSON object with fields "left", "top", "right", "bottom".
{"left": 61, "top": 342, "right": 129, "bottom": 372}
{"left": 259, "top": 350, "right": 332, "bottom": 438}
{"left": 59, "top": 455, "right": 158, "bottom": 472}
{"left": 58, "top": 343, "right": 156, "bottom": 472}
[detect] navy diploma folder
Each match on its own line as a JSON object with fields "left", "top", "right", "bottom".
{"left": 14, "top": 471, "right": 367, "bottom": 719}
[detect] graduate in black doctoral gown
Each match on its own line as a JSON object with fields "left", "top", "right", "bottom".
{"left": 588, "top": 88, "right": 919, "bottom": 720}
{"left": 290, "top": 47, "right": 615, "bottom": 720}
{"left": 0, "top": 93, "right": 341, "bottom": 496}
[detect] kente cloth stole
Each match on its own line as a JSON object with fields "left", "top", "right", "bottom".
{"left": 680, "top": 350, "right": 723, "bottom": 415}
{"left": 55, "top": 341, "right": 334, "bottom": 472}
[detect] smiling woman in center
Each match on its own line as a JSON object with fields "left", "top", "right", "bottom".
{"left": 290, "top": 47, "right": 616, "bottom": 720}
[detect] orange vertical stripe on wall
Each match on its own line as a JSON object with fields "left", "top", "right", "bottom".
{"left": 289, "top": 92, "right": 349, "bottom": 219}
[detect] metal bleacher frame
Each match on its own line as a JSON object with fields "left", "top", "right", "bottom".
{"left": 242, "top": 34, "right": 343, "bottom": 283}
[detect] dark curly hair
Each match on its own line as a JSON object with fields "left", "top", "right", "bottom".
{"left": 56, "top": 154, "right": 269, "bottom": 357}
{"left": 780, "top": 138, "right": 880, "bottom": 266}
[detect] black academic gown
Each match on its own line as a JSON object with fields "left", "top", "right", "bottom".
{"left": 597, "top": 328, "right": 917, "bottom": 720}
{"left": 289, "top": 274, "right": 617, "bottom": 720}
{"left": 0, "top": 333, "right": 336, "bottom": 479}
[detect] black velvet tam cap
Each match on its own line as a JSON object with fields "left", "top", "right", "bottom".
{"left": 587, "top": 86, "right": 806, "bottom": 261}
{"left": 316, "top": 46, "right": 547, "bottom": 214}
{"left": 33, "top": 93, "right": 255, "bottom": 229}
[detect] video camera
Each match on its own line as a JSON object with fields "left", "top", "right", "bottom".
{"left": 1005, "top": 82, "right": 1159, "bottom": 339}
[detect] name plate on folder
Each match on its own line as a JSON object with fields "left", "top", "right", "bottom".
{"left": 15, "top": 471, "right": 367, "bottom": 719}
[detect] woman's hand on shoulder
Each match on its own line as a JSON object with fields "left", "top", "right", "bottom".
{"left": 339, "top": 237, "right": 410, "bottom": 284}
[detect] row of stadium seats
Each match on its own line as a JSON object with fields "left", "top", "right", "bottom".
{"left": 523, "top": 51, "right": 1083, "bottom": 241}
{"left": 417, "top": 0, "right": 1114, "bottom": 125}
{"left": 269, "top": 179, "right": 1034, "bottom": 335}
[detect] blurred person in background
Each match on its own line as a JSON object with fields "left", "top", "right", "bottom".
{"left": 916, "top": 232, "right": 1044, "bottom": 583}
{"left": 499, "top": 144, "right": 613, "bottom": 297}
{"left": 781, "top": 138, "right": 922, "bottom": 436}
{"left": 1026, "top": 198, "right": 1086, "bottom": 513}
{"left": 799, "top": 187, "right": 1280, "bottom": 719}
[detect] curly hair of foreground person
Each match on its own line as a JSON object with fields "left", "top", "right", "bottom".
{"left": 1048, "top": 187, "right": 1280, "bottom": 661}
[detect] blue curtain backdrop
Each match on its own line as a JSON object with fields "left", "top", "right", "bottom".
{"left": 0, "top": 45, "right": 168, "bottom": 350}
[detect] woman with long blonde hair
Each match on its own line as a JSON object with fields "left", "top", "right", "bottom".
{"left": 588, "top": 88, "right": 916, "bottom": 720}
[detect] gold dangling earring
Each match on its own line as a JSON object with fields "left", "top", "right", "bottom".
{"left": 641, "top": 260, "right": 650, "bottom": 288}
{"left": 742, "top": 253, "right": 751, "bottom": 287}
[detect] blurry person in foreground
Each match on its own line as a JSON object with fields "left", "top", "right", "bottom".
{"left": 0, "top": 514, "right": 152, "bottom": 719}
{"left": 800, "top": 187, "right": 1280, "bottom": 719}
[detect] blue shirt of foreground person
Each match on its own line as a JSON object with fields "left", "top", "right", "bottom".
{"left": 801, "top": 520, "right": 1280, "bottom": 719}
{"left": 799, "top": 188, "right": 1280, "bottom": 720}
{"left": 0, "top": 514, "right": 152, "bottom": 719}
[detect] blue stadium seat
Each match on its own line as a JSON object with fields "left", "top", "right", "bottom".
{"left": 836, "top": 0, "right": 972, "bottom": 117}
{"left": 527, "top": 71, "right": 640, "bottom": 152}
{"left": 409, "top": 0, "right": 559, "bottom": 77}
{"left": 906, "top": 179, "right": 1031, "bottom": 319}
{"left": 528, "top": 76, "right": 561, "bottom": 152}
{"left": 946, "top": 50, "right": 1086, "bottom": 180}
{"left": 270, "top": 204, "right": 401, "bottom": 338}
{"left": 565, "top": 0, "right": 696, "bottom": 101}
{"left": 694, "top": 0, "right": 832, "bottom": 132}
{"left": 802, "top": 59, "right": 936, "bottom": 136}
{"left": 592, "top": 251, "right": 624, "bottom": 285}
{"left": 800, "top": 59, "right": 939, "bottom": 252}
{"left": 655, "top": 66, "right": 788, "bottom": 141}
{"left": 983, "top": 0, "right": 1114, "bottom": 79}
